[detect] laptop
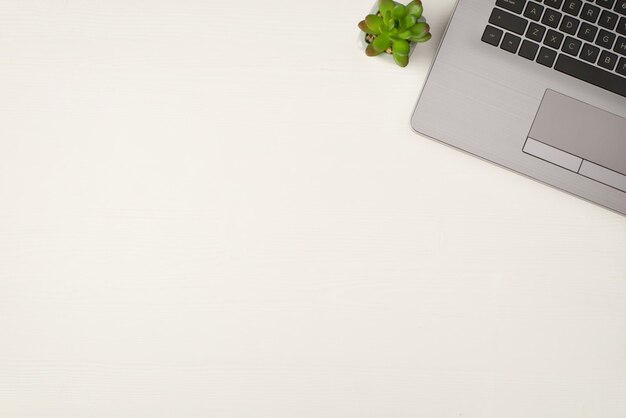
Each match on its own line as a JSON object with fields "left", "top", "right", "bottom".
{"left": 411, "top": 0, "right": 626, "bottom": 215}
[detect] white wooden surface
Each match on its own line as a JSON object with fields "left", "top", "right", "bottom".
{"left": 0, "top": 1, "right": 625, "bottom": 417}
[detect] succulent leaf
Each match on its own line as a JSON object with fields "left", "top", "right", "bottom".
{"left": 372, "top": 34, "right": 392, "bottom": 53}
{"left": 378, "top": 0, "right": 396, "bottom": 16}
{"left": 364, "top": 14, "right": 383, "bottom": 34}
{"left": 403, "top": 15, "right": 417, "bottom": 28}
{"left": 410, "top": 22, "right": 429, "bottom": 35}
{"left": 392, "top": 4, "right": 406, "bottom": 18}
{"left": 393, "top": 50, "right": 409, "bottom": 67}
{"left": 392, "top": 39, "right": 410, "bottom": 56}
{"left": 398, "top": 30, "right": 413, "bottom": 39}
{"left": 365, "top": 43, "right": 383, "bottom": 56}
{"left": 406, "top": 1, "right": 423, "bottom": 18}
{"left": 408, "top": 29, "right": 430, "bottom": 42}
{"left": 359, "top": 20, "right": 374, "bottom": 34}
{"left": 413, "top": 32, "right": 432, "bottom": 43}
{"left": 383, "top": 10, "right": 392, "bottom": 25}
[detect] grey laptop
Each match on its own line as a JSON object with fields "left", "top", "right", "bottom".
{"left": 411, "top": 0, "right": 626, "bottom": 215}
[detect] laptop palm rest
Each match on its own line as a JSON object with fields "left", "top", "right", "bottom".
{"left": 522, "top": 89, "right": 626, "bottom": 193}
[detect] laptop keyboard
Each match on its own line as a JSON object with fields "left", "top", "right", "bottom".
{"left": 481, "top": 0, "right": 626, "bottom": 97}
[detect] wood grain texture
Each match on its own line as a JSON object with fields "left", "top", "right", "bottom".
{"left": 0, "top": 1, "right": 625, "bottom": 417}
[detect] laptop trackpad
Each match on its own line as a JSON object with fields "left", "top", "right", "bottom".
{"left": 523, "top": 89, "right": 626, "bottom": 192}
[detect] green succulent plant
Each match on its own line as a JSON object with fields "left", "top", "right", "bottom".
{"left": 358, "top": 0, "right": 432, "bottom": 67}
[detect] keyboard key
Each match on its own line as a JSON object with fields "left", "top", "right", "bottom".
{"left": 596, "top": 29, "right": 617, "bottom": 48}
{"left": 489, "top": 8, "right": 529, "bottom": 34}
{"left": 599, "top": 49, "right": 619, "bottom": 69}
{"left": 542, "top": 8, "right": 563, "bottom": 27}
{"left": 501, "top": 32, "right": 522, "bottom": 52}
{"left": 527, "top": 22, "right": 547, "bottom": 41}
{"left": 581, "top": 3, "right": 601, "bottom": 21}
{"left": 617, "top": 57, "right": 626, "bottom": 75}
{"left": 563, "top": 0, "right": 583, "bottom": 16}
{"left": 560, "top": 15, "right": 581, "bottom": 33}
{"left": 481, "top": 25, "right": 504, "bottom": 46}
{"left": 496, "top": 0, "right": 527, "bottom": 14}
{"left": 545, "top": 29, "right": 565, "bottom": 48}
{"left": 615, "top": 0, "right": 626, "bottom": 15}
{"left": 618, "top": 16, "right": 626, "bottom": 34}
{"left": 596, "top": 0, "right": 616, "bottom": 9}
{"left": 615, "top": 36, "right": 626, "bottom": 54}
{"left": 524, "top": 1, "right": 545, "bottom": 20}
{"left": 537, "top": 46, "right": 558, "bottom": 66}
{"left": 544, "top": 0, "right": 564, "bottom": 9}
{"left": 519, "top": 39, "right": 540, "bottom": 59}
{"left": 580, "top": 43, "right": 601, "bottom": 62}
{"left": 599, "top": 10, "right": 619, "bottom": 28}
{"left": 578, "top": 22, "right": 599, "bottom": 41}
{"left": 555, "top": 54, "right": 626, "bottom": 96}
{"left": 562, "top": 36, "right": 582, "bottom": 54}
